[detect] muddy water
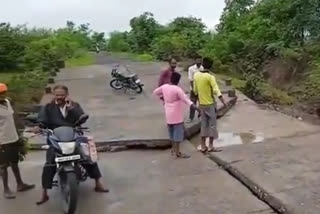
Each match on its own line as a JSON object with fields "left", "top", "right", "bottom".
{"left": 190, "top": 132, "right": 265, "bottom": 150}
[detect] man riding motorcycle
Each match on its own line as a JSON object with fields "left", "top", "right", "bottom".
{"left": 34, "top": 85, "right": 109, "bottom": 205}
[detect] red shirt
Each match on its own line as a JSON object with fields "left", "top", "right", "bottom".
{"left": 158, "top": 68, "right": 174, "bottom": 87}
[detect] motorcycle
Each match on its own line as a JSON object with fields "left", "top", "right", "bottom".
{"left": 109, "top": 64, "right": 144, "bottom": 94}
{"left": 42, "top": 114, "right": 91, "bottom": 214}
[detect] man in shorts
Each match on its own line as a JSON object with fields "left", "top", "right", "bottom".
{"left": 153, "top": 72, "right": 199, "bottom": 159}
{"left": 193, "top": 58, "right": 227, "bottom": 152}
{"left": 0, "top": 83, "right": 35, "bottom": 199}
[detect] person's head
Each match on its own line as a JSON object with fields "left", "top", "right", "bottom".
{"left": 0, "top": 83, "right": 8, "bottom": 100}
{"left": 170, "top": 72, "right": 181, "bottom": 85}
{"left": 53, "top": 85, "right": 69, "bottom": 105}
{"left": 195, "top": 58, "right": 202, "bottom": 68}
{"left": 202, "top": 57, "right": 213, "bottom": 70}
{"left": 168, "top": 58, "right": 177, "bottom": 71}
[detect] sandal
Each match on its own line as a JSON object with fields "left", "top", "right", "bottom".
{"left": 208, "top": 147, "right": 222, "bottom": 153}
{"left": 18, "top": 184, "right": 35, "bottom": 192}
{"left": 4, "top": 191, "right": 16, "bottom": 199}
{"left": 36, "top": 195, "right": 49, "bottom": 205}
{"left": 176, "top": 153, "right": 191, "bottom": 159}
{"left": 94, "top": 187, "right": 110, "bottom": 193}
{"left": 200, "top": 146, "right": 208, "bottom": 153}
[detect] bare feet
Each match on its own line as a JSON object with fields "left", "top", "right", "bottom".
{"left": 94, "top": 180, "right": 109, "bottom": 193}
{"left": 36, "top": 190, "right": 49, "bottom": 205}
{"left": 36, "top": 195, "right": 49, "bottom": 205}
{"left": 94, "top": 186, "right": 109, "bottom": 193}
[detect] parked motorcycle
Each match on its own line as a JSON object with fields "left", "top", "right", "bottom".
{"left": 109, "top": 65, "right": 144, "bottom": 94}
{"left": 41, "top": 115, "right": 92, "bottom": 214}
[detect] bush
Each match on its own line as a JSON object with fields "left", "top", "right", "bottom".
{"left": 135, "top": 53, "right": 154, "bottom": 61}
{"left": 243, "top": 73, "right": 264, "bottom": 100}
{"left": 151, "top": 34, "right": 187, "bottom": 60}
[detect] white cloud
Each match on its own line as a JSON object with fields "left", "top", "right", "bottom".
{"left": 0, "top": 0, "right": 225, "bottom": 33}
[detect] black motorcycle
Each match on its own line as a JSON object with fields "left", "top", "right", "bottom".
{"left": 42, "top": 115, "right": 91, "bottom": 214}
{"left": 109, "top": 65, "right": 144, "bottom": 94}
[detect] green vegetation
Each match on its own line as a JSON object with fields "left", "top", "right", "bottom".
{"left": 66, "top": 52, "right": 95, "bottom": 68}
{"left": 111, "top": 52, "right": 154, "bottom": 62}
{"left": 107, "top": 1, "right": 320, "bottom": 106}
{"left": 0, "top": 21, "right": 106, "bottom": 110}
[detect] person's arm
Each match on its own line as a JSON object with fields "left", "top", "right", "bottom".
{"left": 34, "top": 105, "right": 49, "bottom": 132}
{"left": 177, "top": 88, "right": 200, "bottom": 112}
{"left": 158, "top": 71, "right": 166, "bottom": 87}
{"left": 68, "top": 102, "right": 85, "bottom": 123}
{"left": 193, "top": 78, "right": 198, "bottom": 96}
{"left": 188, "top": 67, "right": 194, "bottom": 89}
{"left": 210, "top": 76, "right": 226, "bottom": 106}
{"left": 153, "top": 86, "right": 163, "bottom": 99}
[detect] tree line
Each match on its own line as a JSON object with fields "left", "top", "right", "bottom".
{"left": 0, "top": 21, "right": 106, "bottom": 72}
{"left": 0, "top": 21, "right": 106, "bottom": 109}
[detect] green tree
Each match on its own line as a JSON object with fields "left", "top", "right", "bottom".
{"left": 0, "top": 23, "right": 26, "bottom": 70}
{"left": 107, "top": 31, "right": 130, "bottom": 52}
{"left": 129, "top": 12, "right": 160, "bottom": 52}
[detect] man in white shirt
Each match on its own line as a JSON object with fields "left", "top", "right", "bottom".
{"left": 188, "top": 58, "right": 203, "bottom": 122}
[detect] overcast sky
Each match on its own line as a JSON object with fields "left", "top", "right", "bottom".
{"left": 0, "top": 0, "right": 226, "bottom": 34}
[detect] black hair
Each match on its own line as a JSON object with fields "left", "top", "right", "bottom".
{"left": 170, "top": 72, "right": 181, "bottom": 85}
{"left": 53, "top": 85, "right": 69, "bottom": 94}
{"left": 202, "top": 57, "right": 213, "bottom": 70}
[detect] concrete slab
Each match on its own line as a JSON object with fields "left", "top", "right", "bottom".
{"left": 0, "top": 143, "right": 272, "bottom": 214}
{"left": 189, "top": 90, "right": 320, "bottom": 213}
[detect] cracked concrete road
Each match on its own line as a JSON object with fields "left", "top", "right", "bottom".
{"left": 191, "top": 90, "right": 320, "bottom": 213}
{"left": 0, "top": 143, "right": 273, "bottom": 214}
{"left": 1, "top": 54, "right": 274, "bottom": 214}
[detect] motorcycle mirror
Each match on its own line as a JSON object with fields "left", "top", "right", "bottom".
{"left": 75, "top": 114, "right": 89, "bottom": 126}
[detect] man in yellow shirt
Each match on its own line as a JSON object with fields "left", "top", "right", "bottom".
{"left": 193, "top": 57, "right": 226, "bottom": 152}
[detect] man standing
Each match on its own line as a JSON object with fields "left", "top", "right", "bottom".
{"left": 154, "top": 72, "right": 199, "bottom": 159}
{"left": 193, "top": 58, "right": 226, "bottom": 153}
{"left": 188, "top": 57, "right": 203, "bottom": 122}
{"left": 0, "top": 83, "right": 35, "bottom": 199}
{"left": 158, "top": 58, "right": 177, "bottom": 87}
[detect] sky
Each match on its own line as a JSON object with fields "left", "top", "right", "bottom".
{"left": 0, "top": 0, "right": 226, "bottom": 34}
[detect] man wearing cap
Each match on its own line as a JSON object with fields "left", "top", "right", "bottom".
{"left": 0, "top": 83, "right": 35, "bottom": 199}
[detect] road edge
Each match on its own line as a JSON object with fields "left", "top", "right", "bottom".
{"left": 206, "top": 152, "right": 298, "bottom": 214}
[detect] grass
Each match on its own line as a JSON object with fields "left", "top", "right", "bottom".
{"left": 1, "top": 70, "right": 48, "bottom": 112}
{"left": 0, "top": 72, "right": 15, "bottom": 84}
{"left": 215, "top": 73, "right": 294, "bottom": 105}
{"left": 66, "top": 52, "right": 95, "bottom": 68}
{"left": 215, "top": 73, "right": 247, "bottom": 89}
{"left": 111, "top": 52, "right": 154, "bottom": 62}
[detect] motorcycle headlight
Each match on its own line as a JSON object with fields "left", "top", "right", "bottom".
{"left": 58, "top": 142, "right": 76, "bottom": 155}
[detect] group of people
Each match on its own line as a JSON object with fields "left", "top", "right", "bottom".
{"left": 154, "top": 57, "right": 226, "bottom": 159}
{"left": 0, "top": 56, "right": 226, "bottom": 202}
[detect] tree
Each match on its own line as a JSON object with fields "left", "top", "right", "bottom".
{"left": 151, "top": 33, "right": 187, "bottom": 60}
{"left": 129, "top": 12, "right": 160, "bottom": 52}
{"left": 92, "top": 32, "right": 106, "bottom": 50}
{"left": 168, "top": 17, "right": 208, "bottom": 58}
{"left": 107, "top": 31, "right": 130, "bottom": 52}
{"left": 0, "top": 23, "right": 26, "bottom": 69}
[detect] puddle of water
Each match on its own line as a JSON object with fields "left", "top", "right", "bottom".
{"left": 194, "top": 132, "right": 265, "bottom": 150}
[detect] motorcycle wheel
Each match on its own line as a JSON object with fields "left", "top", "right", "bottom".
{"left": 61, "top": 173, "right": 78, "bottom": 214}
{"left": 110, "top": 79, "right": 124, "bottom": 90}
{"left": 133, "top": 84, "right": 143, "bottom": 94}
